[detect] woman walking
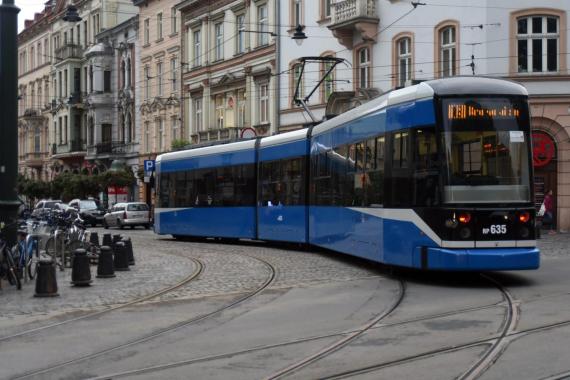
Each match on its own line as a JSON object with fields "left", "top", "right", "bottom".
{"left": 543, "top": 189, "right": 556, "bottom": 234}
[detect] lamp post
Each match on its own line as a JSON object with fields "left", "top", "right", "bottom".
{"left": 0, "top": 0, "right": 20, "bottom": 245}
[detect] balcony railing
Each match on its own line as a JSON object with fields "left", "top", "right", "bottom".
{"left": 52, "top": 140, "right": 86, "bottom": 156}
{"left": 86, "top": 141, "right": 138, "bottom": 157}
{"left": 55, "top": 43, "right": 83, "bottom": 61}
{"left": 193, "top": 127, "right": 240, "bottom": 144}
{"left": 328, "top": 0, "right": 379, "bottom": 49}
{"left": 332, "top": 0, "right": 376, "bottom": 24}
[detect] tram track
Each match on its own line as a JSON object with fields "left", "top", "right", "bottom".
{"left": 0, "top": 256, "right": 205, "bottom": 343}
{"left": 12, "top": 253, "right": 277, "bottom": 380}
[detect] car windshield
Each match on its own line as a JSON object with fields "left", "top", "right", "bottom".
{"left": 441, "top": 97, "right": 531, "bottom": 204}
{"left": 127, "top": 204, "right": 149, "bottom": 211}
{"left": 44, "top": 201, "right": 60, "bottom": 209}
{"left": 79, "top": 200, "right": 98, "bottom": 210}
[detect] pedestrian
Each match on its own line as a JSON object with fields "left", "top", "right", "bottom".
{"left": 543, "top": 189, "right": 556, "bottom": 234}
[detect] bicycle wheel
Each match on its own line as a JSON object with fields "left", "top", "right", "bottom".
{"left": 45, "top": 236, "right": 63, "bottom": 270}
{"left": 4, "top": 248, "right": 22, "bottom": 290}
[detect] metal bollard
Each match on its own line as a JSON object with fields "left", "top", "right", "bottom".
{"left": 102, "top": 233, "right": 113, "bottom": 247}
{"left": 71, "top": 248, "right": 92, "bottom": 286}
{"left": 96, "top": 246, "right": 116, "bottom": 278}
{"left": 34, "top": 260, "right": 59, "bottom": 297}
{"left": 89, "top": 232, "right": 100, "bottom": 247}
{"left": 123, "top": 237, "right": 135, "bottom": 266}
{"left": 113, "top": 242, "right": 130, "bottom": 271}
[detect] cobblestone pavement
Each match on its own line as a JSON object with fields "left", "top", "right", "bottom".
{"left": 0, "top": 227, "right": 566, "bottom": 324}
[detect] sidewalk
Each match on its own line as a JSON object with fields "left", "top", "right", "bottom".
{"left": 537, "top": 230, "right": 570, "bottom": 259}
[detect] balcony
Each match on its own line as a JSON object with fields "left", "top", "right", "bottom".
{"left": 86, "top": 141, "right": 138, "bottom": 159}
{"left": 328, "top": 0, "right": 379, "bottom": 49}
{"left": 51, "top": 140, "right": 86, "bottom": 159}
{"left": 192, "top": 127, "right": 240, "bottom": 145}
{"left": 24, "top": 152, "right": 47, "bottom": 167}
{"left": 55, "top": 43, "right": 83, "bottom": 61}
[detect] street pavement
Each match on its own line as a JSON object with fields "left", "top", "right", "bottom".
{"left": 0, "top": 229, "right": 569, "bottom": 379}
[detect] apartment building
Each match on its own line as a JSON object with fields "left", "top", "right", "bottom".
{"left": 134, "top": 0, "right": 181, "bottom": 204}
{"left": 17, "top": 7, "right": 53, "bottom": 180}
{"left": 177, "top": 0, "right": 277, "bottom": 144}
{"left": 279, "top": 0, "right": 570, "bottom": 230}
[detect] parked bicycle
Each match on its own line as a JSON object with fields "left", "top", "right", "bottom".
{"left": 0, "top": 222, "right": 22, "bottom": 290}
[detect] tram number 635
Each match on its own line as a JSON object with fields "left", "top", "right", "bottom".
{"left": 482, "top": 225, "right": 507, "bottom": 235}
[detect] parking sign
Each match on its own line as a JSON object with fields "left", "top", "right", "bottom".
{"left": 144, "top": 160, "right": 155, "bottom": 172}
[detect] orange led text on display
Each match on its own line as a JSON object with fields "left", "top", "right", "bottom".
{"left": 447, "top": 104, "right": 521, "bottom": 120}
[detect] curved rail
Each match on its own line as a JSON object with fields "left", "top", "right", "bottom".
{"left": 13, "top": 254, "right": 277, "bottom": 380}
{"left": 0, "top": 256, "right": 205, "bottom": 343}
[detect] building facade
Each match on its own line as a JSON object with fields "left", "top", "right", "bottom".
{"left": 178, "top": 0, "right": 278, "bottom": 144}
{"left": 17, "top": 7, "right": 54, "bottom": 180}
{"left": 134, "top": 0, "right": 182, "bottom": 205}
{"left": 85, "top": 15, "right": 141, "bottom": 202}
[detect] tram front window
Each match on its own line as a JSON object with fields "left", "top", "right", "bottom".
{"left": 441, "top": 97, "right": 531, "bottom": 204}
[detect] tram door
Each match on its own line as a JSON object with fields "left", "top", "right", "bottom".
{"left": 532, "top": 131, "right": 557, "bottom": 222}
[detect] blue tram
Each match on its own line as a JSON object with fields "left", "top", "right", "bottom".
{"left": 155, "top": 77, "right": 539, "bottom": 271}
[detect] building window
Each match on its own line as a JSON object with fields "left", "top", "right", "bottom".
{"left": 259, "top": 83, "right": 269, "bottom": 124}
{"left": 517, "top": 15, "right": 559, "bottom": 73}
{"left": 144, "top": 19, "right": 150, "bottom": 45}
{"left": 292, "top": 63, "right": 304, "bottom": 104}
{"left": 171, "top": 117, "right": 179, "bottom": 140}
{"left": 63, "top": 69, "right": 68, "bottom": 97}
{"left": 157, "top": 118, "right": 164, "bottom": 152}
{"left": 37, "top": 42, "right": 41, "bottom": 66}
{"left": 357, "top": 47, "right": 371, "bottom": 89}
{"left": 83, "top": 20, "right": 88, "bottom": 45}
{"left": 236, "top": 14, "right": 245, "bottom": 54}
{"left": 237, "top": 90, "right": 246, "bottom": 128}
{"left": 104, "top": 70, "right": 111, "bottom": 92}
{"left": 63, "top": 116, "right": 68, "bottom": 144}
{"left": 157, "top": 62, "right": 163, "bottom": 96}
{"left": 194, "top": 98, "right": 203, "bottom": 131}
{"left": 170, "top": 58, "right": 177, "bottom": 92}
{"left": 193, "top": 30, "right": 201, "bottom": 67}
{"left": 34, "top": 126, "right": 41, "bottom": 152}
{"left": 215, "top": 22, "right": 224, "bottom": 61}
{"left": 144, "top": 121, "right": 150, "bottom": 152}
{"left": 171, "top": 8, "right": 177, "bottom": 34}
{"left": 293, "top": 0, "right": 303, "bottom": 26}
{"left": 323, "top": 0, "right": 332, "bottom": 18}
{"left": 157, "top": 13, "right": 163, "bottom": 40}
{"left": 322, "top": 58, "right": 335, "bottom": 103}
{"left": 44, "top": 38, "right": 48, "bottom": 62}
{"left": 215, "top": 95, "right": 224, "bottom": 128}
{"left": 144, "top": 66, "right": 150, "bottom": 100}
{"left": 258, "top": 4, "right": 269, "bottom": 46}
{"left": 397, "top": 37, "right": 412, "bottom": 87}
{"left": 440, "top": 26, "right": 456, "bottom": 77}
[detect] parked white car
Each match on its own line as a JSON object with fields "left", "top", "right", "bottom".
{"left": 103, "top": 202, "right": 151, "bottom": 229}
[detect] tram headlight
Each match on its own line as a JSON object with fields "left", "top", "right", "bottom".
{"left": 459, "top": 227, "right": 472, "bottom": 239}
{"left": 519, "top": 211, "right": 530, "bottom": 223}
{"left": 519, "top": 226, "right": 530, "bottom": 238}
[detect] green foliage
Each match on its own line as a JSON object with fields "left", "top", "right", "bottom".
{"left": 17, "top": 170, "right": 135, "bottom": 203}
{"left": 171, "top": 139, "right": 190, "bottom": 151}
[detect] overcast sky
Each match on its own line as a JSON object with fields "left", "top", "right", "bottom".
{"left": 16, "top": 0, "right": 48, "bottom": 33}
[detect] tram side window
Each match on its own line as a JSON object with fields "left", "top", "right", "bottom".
{"left": 389, "top": 131, "right": 412, "bottom": 207}
{"left": 261, "top": 158, "right": 305, "bottom": 206}
{"left": 216, "top": 166, "right": 235, "bottom": 206}
{"left": 331, "top": 145, "right": 349, "bottom": 206}
{"left": 159, "top": 172, "right": 171, "bottom": 208}
{"left": 313, "top": 150, "right": 332, "bottom": 205}
{"left": 366, "top": 136, "right": 384, "bottom": 206}
{"left": 413, "top": 127, "right": 439, "bottom": 206}
{"left": 235, "top": 164, "right": 256, "bottom": 206}
{"left": 174, "top": 171, "right": 189, "bottom": 207}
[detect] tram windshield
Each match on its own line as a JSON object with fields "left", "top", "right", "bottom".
{"left": 441, "top": 97, "right": 531, "bottom": 204}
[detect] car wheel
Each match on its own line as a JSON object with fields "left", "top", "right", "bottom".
{"left": 144, "top": 224, "right": 150, "bottom": 230}
{"left": 103, "top": 220, "right": 109, "bottom": 229}
{"left": 118, "top": 219, "right": 124, "bottom": 230}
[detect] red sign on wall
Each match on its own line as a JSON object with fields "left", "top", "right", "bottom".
{"left": 532, "top": 132, "right": 556, "bottom": 168}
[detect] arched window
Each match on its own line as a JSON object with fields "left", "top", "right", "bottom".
{"left": 321, "top": 55, "right": 335, "bottom": 103}
{"left": 290, "top": 62, "right": 304, "bottom": 106}
{"left": 397, "top": 37, "right": 412, "bottom": 87}
{"left": 439, "top": 26, "right": 457, "bottom": 77}
{"left": 357, "top": 47, "right": 371, "bottom": 89}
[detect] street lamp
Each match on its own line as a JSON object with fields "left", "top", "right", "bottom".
{"left": 63, "top": 5, "right": 82, "bottom": 22}
{"left": 292, "top": 24, "right": 307, "bottom": 46}
{"left": 0, "top": 0, "right": 20, "bottom": 245}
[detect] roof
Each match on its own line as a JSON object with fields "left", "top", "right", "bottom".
{"left": 157, "top": 139, "right": 257, "bottom": 163}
